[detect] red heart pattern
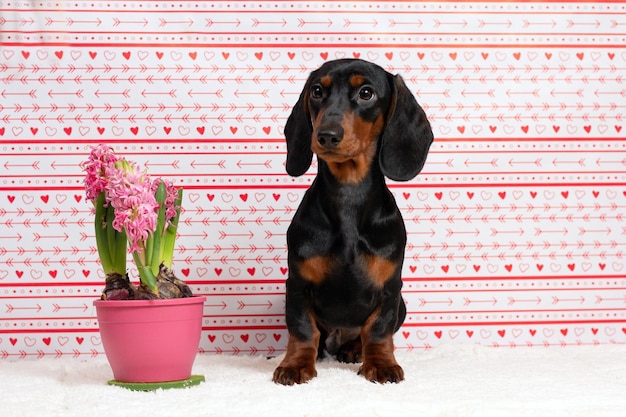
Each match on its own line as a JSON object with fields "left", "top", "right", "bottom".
{"left": 0, "top": 2, "right": 625, "bottom": 358}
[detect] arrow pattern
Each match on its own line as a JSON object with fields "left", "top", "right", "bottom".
{"left": 1, "top": 1, "right": 626, "bottom": 358}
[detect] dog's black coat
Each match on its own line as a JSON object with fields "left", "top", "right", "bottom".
{"left": 273, "top": 59, "right": 433, "bottom": 385}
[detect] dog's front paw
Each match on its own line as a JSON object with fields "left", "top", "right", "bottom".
{"left": 272, "top": 365, "right": 317, "bottom": 385}
{"left": 358, "top": 362, "right": 405, "bottom": 384}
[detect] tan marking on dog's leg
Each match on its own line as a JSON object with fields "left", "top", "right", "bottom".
{"left": 298, "top": 256, "right": 333, "bottom": 284}
{"left": 358, "top": 308, "right": 404, "bottom": 383}
{"left": 273, "top": 315, "right": 321, "bottom": 385}
{"left": 364, "top": 254, "right": 397, "bottom": 287}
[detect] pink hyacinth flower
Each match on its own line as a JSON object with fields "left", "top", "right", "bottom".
{"left": 153, "top": 178, "right": 181, "bottom": 229}
{"left": 104, "top": 159, "right": 158, "bottom": 254}
{"left": 83, "top": 144, "right": 118, "bottom": 203}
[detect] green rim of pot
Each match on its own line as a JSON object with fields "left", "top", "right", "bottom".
{"left": 107, "top": 374, "right": 205, "bottom": 391}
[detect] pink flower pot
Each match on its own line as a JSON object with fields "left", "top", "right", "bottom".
{"left": 94, "top": 296, "right": 206, "bottom": 383}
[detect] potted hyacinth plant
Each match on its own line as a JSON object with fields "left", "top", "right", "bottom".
{"left": 83, "top": 144, "right": 205, "bottom": 389}
{"left": 83, "top": 143, "right": 191, "bottom": 300}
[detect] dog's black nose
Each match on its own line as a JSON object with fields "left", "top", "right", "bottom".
{"left": 316, "top": 127, "right": 343, "bottom": 148}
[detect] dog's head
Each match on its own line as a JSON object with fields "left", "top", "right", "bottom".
{"left": 285, "top": 59, "right": 434, "bottom": 183}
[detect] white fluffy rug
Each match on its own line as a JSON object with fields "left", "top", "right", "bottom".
{"left": 3, "top": 344, "right": 626, "bottom": 417}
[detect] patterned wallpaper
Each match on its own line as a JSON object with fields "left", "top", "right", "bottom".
{"left": 0, "top": 1, "right": 625, "bottom": 359}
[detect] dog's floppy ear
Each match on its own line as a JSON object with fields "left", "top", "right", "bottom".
{"left": 284, "top": 81, "right": 314, "bottom": 177}
{"left": 379, "top": 74, "right": 434, "bottom": 182}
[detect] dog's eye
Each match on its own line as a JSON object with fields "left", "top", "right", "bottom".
{"left": 310, "top": 85, "right": 323, "bottom": 99}
{"left": 358, "top": 86, "right": 375, "bottom": 101}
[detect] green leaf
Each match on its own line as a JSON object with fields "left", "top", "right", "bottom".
{"left": 144, "top": 226, "right": 154, "bottom": 270}
{"left": 161, "top": 188, "right": 183, "bottom": 269}
{"left": 142, "top": 267, "right": 159, "bottom": 296}
{"left": 94, "top": 192, "right": 113, "bottom": 274}
{"left": 105, "top": 201, "right": 117, "bottom": 269}
{"left": 149, "top": 181, "right": 167, "bottom": 276}
{"left": 134, "top": 252, "right": 159, "bottom": 296}
{"left": 112, "top": 225, "right": 127, "bottom": 275}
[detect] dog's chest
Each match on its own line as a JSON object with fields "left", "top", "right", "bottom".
{"left": 288, "top": 183, "right": 407, "bottom": 327}
{"left": 312, "top": 277, "right": 378, "bottom": 328}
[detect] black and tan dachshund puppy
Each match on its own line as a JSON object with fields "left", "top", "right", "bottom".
{"left": 273, "top": 59, "right": 433, "bottom": 385}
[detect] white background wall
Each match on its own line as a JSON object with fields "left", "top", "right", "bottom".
{"left": 0, "top": 1, "right": 625, "bottom": 359}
